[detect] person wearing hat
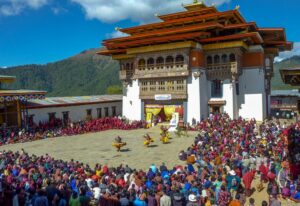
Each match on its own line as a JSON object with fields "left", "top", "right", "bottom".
{"left": 185, "top": 193, "right": 197, "bottom": 206}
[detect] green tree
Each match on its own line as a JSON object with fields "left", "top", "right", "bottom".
{"left": 106, "top": 85, "right": 122, "bottom": 94}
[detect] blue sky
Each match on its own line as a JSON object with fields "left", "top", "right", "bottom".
{"left": 0, "top": 0, "right": 299, "bottom": 67}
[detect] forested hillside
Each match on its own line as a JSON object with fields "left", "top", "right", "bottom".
{"left": 0, "top": 49, "right": 121, "bottom": 96}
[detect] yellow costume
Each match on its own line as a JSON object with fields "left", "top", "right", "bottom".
{"left": 160, "top": 126, "right": 170, "bottom": 144}
{"left": 160, "top": 135, "right": 169, "bottom": 144}
{"left": 144, "top": 138, "right": 154, "bottom": 146}
{"left": 143, "top": 134, "right": 154, "bottom": 147}
{"left": 112, "top": 142, "right": 126, "bottom": 151}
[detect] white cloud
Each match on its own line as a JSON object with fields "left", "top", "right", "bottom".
{"left": 275, "top": 42, "right": 300, "bottom": 62}
{"left": 51, "top": 7, "right": 68, "bottom": 15}
{"left": 0, "top": 0, "right": 49, "bottom": 16}
{"left": 71, "top": 0, "right": 231, "bottom": 24}
{"left": 107, "top": 30, "right": 129, "bottom": 39}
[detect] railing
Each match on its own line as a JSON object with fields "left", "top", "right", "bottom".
{"left": 135, "top": 64, "right": 189, "bottom": 79}
{"left": 139, "top": 80, "right": 187, "bottom": 99}
{"left": 206, "top": 62, "right": 238, "bottom": 80}
{"left": 207, "top": 62, "right": 237, "bottom": 71}
{"left": 271, "top": 104, "right": 297, "bottom": 109}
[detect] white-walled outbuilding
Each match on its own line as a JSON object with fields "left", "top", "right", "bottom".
{"left": 26, "top": 95, "right": 122, "bottom": 124}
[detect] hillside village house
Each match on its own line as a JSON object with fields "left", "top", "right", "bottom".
{"left": 98, "top": 1, "right": 292, "bottom": 123}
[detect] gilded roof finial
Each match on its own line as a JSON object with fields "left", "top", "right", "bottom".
{"left": 115, "top": 27, "right": 120, "bottom": 31}
{"left": 193, "top": 0, "right": 198, "bottom": 3}
{"left": 235, "top": 5, "right": 240, "bottom": 10}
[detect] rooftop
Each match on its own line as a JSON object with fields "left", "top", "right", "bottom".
{"left": 280, "top": 67, "right": 300, "bottom": 86}
{"left": 0, "top": 89, "right": 46, "bottom": 102}
{"left": 99, "top": 0, "right": 292, "bottom": 57}
{"left": 0, "top": 75, "right": 16, "bottom": 84}
{"left": 27, "top": 95, "right": 122, "bottom": 108}
{"left": 271, "top": 89, "right": 300, "bottom": 97}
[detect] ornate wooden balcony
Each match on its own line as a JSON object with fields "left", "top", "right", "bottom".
{"left": 139, "top": 79, "right": 187, "bottom": 99}
{"left": 206, "top": 62, "right": 238, "bottom": 80}
{"left": 134, "top": 64, "right": 189, "bottom": 79}
{"left": 119, "top": 70, "right": 133, "bottom": 80}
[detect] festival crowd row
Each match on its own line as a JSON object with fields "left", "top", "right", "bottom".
{"left": 0, "top": 117, "right": 146, "bottom": 146}
{"left": 0, "top": 114, "right": 299, "bottom": 206}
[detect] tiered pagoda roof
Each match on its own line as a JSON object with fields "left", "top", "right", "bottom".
{"left": 98, "top": 1, "right": 292, "bottom": 57}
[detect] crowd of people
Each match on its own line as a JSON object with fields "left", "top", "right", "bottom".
{"left": 0, "top": 114, "right": 299, "bottom": 206}
{"left": 0, "top": 117, "right": 146, "bottom": 146}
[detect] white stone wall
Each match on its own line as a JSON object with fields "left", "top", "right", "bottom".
{"left": 187, "top": 70, "right": 201, "bottom": 123}
{"left": 238, "top": 68, "right": 266, "bottom": 121}
{"left": 28, "top": 102, "right": 122, "bottom": 124}
{"left": 199, "top": 70, "right": 209, "bottom": 120}
{"left": 122, "top": 80, "right": 142, "bottom": 120}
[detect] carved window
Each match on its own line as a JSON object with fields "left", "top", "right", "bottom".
{"left": 140, "top": 79, "right": 186, "bottom": 94}
{"left": 149, "top": 81, "right": 156, "bottom": 91}
{"left": 214, "top": 55, "right": 220, "bottom": 64}
{"left": 211, "top": 80, "right": 222, "bottom": 98}
{"left": 138, "top": 59, "right": 146, "bottom": 70}
{"left": 141, "top": 81, "right": 148, "bottom": 92}
{"left": 166, "top": 80, "right": 174, "bottom": 91}
{"left": 207, "top": 56, "right": 213, "bottom": 64}
{"left": 175, "top": 55, "right": 184, "bottom": 66}
{"left": 166, "top": 56, "right": 174, "bottom": 64}
{"left": 221, "top": 54, "right": 227, "bottom": 63}
{"left": 229, "top": 53, "right": 236, "bottom": 62}
{"left": 147, "top": 58, "right": 155, "bottom": 68}
{"left": 156, "top": 57, "right": 164, "bottom": 68}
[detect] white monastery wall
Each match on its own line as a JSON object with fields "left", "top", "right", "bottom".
{"left": 199, "top": 70, "right": 209, "bottom": 120}
{"left": 122, "top": 80, "right": 142, "bottom": 120}
{"left": 187, "top": 69, "right": 201, "bottom": 123}
{"left": 28, "top": 102, "right": 122, "bottom": 124}
{"left": 238, "top": 68, "right": 266, "bottom": 121}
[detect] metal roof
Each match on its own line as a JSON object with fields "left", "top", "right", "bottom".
{"left": 27, "top": 95, "right": 122, "bottom": 108}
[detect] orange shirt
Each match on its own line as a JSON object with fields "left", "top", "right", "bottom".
{"left": 229, "top": 200, "right": 241, "bottom": 206}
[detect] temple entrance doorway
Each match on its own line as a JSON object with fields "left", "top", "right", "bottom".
{"left": 211, "top": 105, "right": 221, "bottom": 114}
{"left": 144, "top": 101, "right": 184, "bottom": 124}
{"left": 208, "top": 100, "right": 226, "bottom": 115}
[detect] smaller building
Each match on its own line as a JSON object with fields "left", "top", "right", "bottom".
{"left": 280, "top": 68, "right": 300, "bottom": 86}
{"left": 0, "top": 75, "right": 46, "bottom": 128}
{"left": 270, "top": 90, "right": 300, "bottom": 119}
{"left": 26, "top": 95, "right": 122, "bottom": 125}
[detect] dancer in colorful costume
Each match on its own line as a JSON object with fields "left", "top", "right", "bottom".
{"left": 112, "top": 136, "right": 126, "bottom": 152}
{"left": 143, "top": 133, "right": 154, "bottom": 147}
